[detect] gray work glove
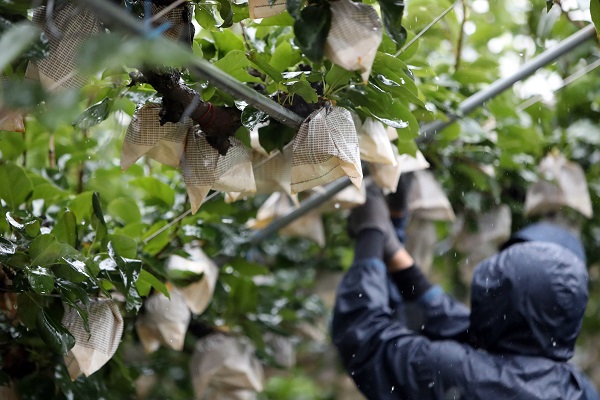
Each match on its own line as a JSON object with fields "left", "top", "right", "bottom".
{"left": 348, "top": 183, "right": 403, "bottom": 260}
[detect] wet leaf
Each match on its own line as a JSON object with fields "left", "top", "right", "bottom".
{"left": 26, "top": 266, "right": 54, "bottom": 294}
{"left": 53, "top": 210, "right": 77, "bottom": 248}
{"left": 0, "top": 162, "right": 33, "bottom": 210}
{"left": 135, "top": 269, "right": 169, "bottom": 298}
{"left": 293, "top": 3, "right": 331, "bottom": 62}
{"left": 36, "top": 309, "right": 75, "bottom": 355}
{"left": 73, "top": 98, "right": 111, "bottom": 129}
{"left": 378, "top": 0, "right": 407, "bottom": 46}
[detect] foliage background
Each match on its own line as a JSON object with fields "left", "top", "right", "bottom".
{"left": 1, "top": 0, "right": 600, "bottom": 398}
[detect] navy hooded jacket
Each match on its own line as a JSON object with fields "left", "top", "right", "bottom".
{"left": 332, "top": 235, "right": 599, "bottom": 399}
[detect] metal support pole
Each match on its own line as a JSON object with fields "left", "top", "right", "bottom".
{"left": 78, "top": 0, "right": 305, "bottom": 130}
{"left": 418, "top": 24, "right": 597, "bottom": 142}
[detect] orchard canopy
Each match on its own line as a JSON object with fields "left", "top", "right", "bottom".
{"left": 1, "top": 0, "right": 600, "bottom": 399}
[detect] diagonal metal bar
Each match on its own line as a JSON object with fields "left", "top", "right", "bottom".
{"left": 418, "top": 24, "right": 597, "bottom": 142}
{"left": 78, "top": 0, "right": 305, "bottom": 130}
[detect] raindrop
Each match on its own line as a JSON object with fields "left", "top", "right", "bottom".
{"left": 358, "top": 293, "right": 363, "bottom": 298}
{"left": 391, "top": 386, "right": 395, "bottom": 393}
{"left": 334, "top": 203, "right": 341, "bottom": 209}
{"left": 428, "top": 382, "right": 435, "bottom": 388}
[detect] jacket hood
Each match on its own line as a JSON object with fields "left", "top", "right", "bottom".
{"left": 470, "top": 241, "right": 588, "bottom": 361}
{"left": 499, "top": 222, "right": 586, "bottom": 263}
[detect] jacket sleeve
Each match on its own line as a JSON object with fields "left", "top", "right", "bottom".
{"left": 332, "top": 258, "right": 464, "bottom": 399}
{"left": 413, "top": 285, "right": 471, "bottom": 342}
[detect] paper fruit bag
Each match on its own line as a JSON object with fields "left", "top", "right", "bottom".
{"left": 408, "top": 170, "right": 455, "bottom": 221}
{"left": 191, "top": 333, "right": 264, "bottom": 400}
{"left": 166, "top": 243, "right": 219, "bottom": 315}
{"left": 121, "top": 103, "right": 193, "bottom": 170}
{"left": 291, "top": 106, "right": 362, "bottom": 194}
{"left": 355, "top": 116, "right": 397, "bottom": 165}
{"left": 62, "top": 299, "right": 124, "bottom": 380}
{"left": 0, "top": 109, "right": 25, "bottom": 132}
{"left": 248, "top": 192, "right": 325, "bottom": 246}
{"left": 136, "top": 288, "right": 191, "bottom": 353}
{"left": 26, "top": 1, "right": 102, "bottom": 90}
{"left": 181, "top": 129, "right": 256, "bottom": 213}
{"left": 248, "top": 0, "right": 286, "bottom": 19}
{"left": 325, "top": 0, "right": 382, "bottom": 82}
{"left": 525, "top": 152, "right": 592, "bottom": 218}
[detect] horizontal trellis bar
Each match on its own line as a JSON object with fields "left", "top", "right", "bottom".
{"left": 418, "top": 24, "right": 597, "bottom": 142}
{"left": 78, "top": 0, "right": 305, "bottom": 130}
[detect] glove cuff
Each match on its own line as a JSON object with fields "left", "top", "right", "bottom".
{"left": 388, "top": 263, "right": 432, "bottom": 301}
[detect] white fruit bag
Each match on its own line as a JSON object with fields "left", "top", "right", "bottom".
{"left": 181, "top": 129, "right": 256, "bottom": 213}
{"left": 26, "top": 1, "right": 102, "bottom": 90}
{"left": 525, "top": 152, "right": 592, "bottom": 218}
{"left": 190, "top": 333, "right": 264, "bottom": 400}
{"left": 324, "top": 0, "right": 382, "bottom": 82}
{"left": 408, "top": 170, "right": 455, "bottom": 221}
{"left": 355, "top": 116, "right": 397, "bottom": 165}
{"left": 121, "top": 103, "right": 193, "bottom": 170}
{"left": 166, "top": 243, "right": 219, "bottom": 315}
{"left": 291, "top": 106, "right": 362, "bottom": 194}
{"left": 136, "top": 288, "right": 191, "bottom": 353}
{"left": 62, "top": 299, "right": 124, "bottom": 380}
{"left": 248, "top": 192, "right": 325, "bottom": 246}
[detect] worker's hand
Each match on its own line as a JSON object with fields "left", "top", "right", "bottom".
{"left": 348, "top": 183, "right": 403, "bottom": 261}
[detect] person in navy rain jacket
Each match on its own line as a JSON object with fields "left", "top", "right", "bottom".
{"left": 332, "top": 183, "right": 600, "bottom": 400}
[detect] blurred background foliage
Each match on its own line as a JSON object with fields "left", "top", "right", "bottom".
{"left": 1, "top": 0, "right": 600, "bottom": 398}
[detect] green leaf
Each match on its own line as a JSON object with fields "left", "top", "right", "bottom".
{"left": 0, "top": 162, "right": 33, "bottom": 210}
{"left": 0, "top": 21, "right": 40, "bottom": 72}
{"left": 258, "top": 121, "right": 296, "bottom": 153}
{"left": 53, "top": 211, "right": 78, "bottom": 248}
{"left": 0, "top": 131, "right": 26, "bottom": 161}
{"left": 26, "top": 266, "right": 55, "bottom": 294}
{"left": 214, "top": 50, "right": 262, "bottom": 83}
{"left": 0, "top": 237, "right": 16, "bottom": 256}
{"left": 211, "top": 29, "right": 245, "bottom": 54}
{"left": 257, "top": 11, "right": 295, "bottom": 26}
{"left": 142, "top": 221, "right": 173, "bottom": 256}
{"left": 270, "top": 41, "right": 301, "bottom": 73}
{"left": 293, "top": 3, "right": 332, "bottom": 62}
{"left": 17, "top": 293, "right": 41, "bottom": 329}
{"left": 241, "top": 106, "right": 269, "bottom": 132}
{"left": 69, "top": 192, "right": 94, "bottom": 224}
{"left": 378, "top": 0, "right": 407, "bottom": 46}
{"left": 247, "top": 49, "right": 283, "bottom": 82}
{"left": 216, "top": 0, "right": 233, "bottom": 28}
{"left": 325, "top": 65, "right": 355, "bottom": 95}
{"left": 229, "top": 258, "right": 269, "bottom": 277}
{"left": 24, "top": 220, "right": 40, "bottom": 237}
{"left": 130, "top": 177, "right": 175, "bottom": 208}
{"left": 30, "top": 234, "right": 62, "bottom": 267}
{"left": 105, "top": 234, "right": 137, "bottom": 259}
{"left": 285, "top": 79, "right": 319, "bottom": 103}
{"left": 73, "top": 98, "right": 111, "bottom": 129}
{"left": 135, "top": 269, "right": 169, "bottom": 298}
{"left": 591, "top": 0, "right": 600, "bottom": 34}
{"left": 195, "top": 4, "right": 219, "bottom": 30}
{"left": 107, "top": 198, "right": 141, "bottom": 226}
{"left": 36, "top": 309, "right": 75, "bottom": 355}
